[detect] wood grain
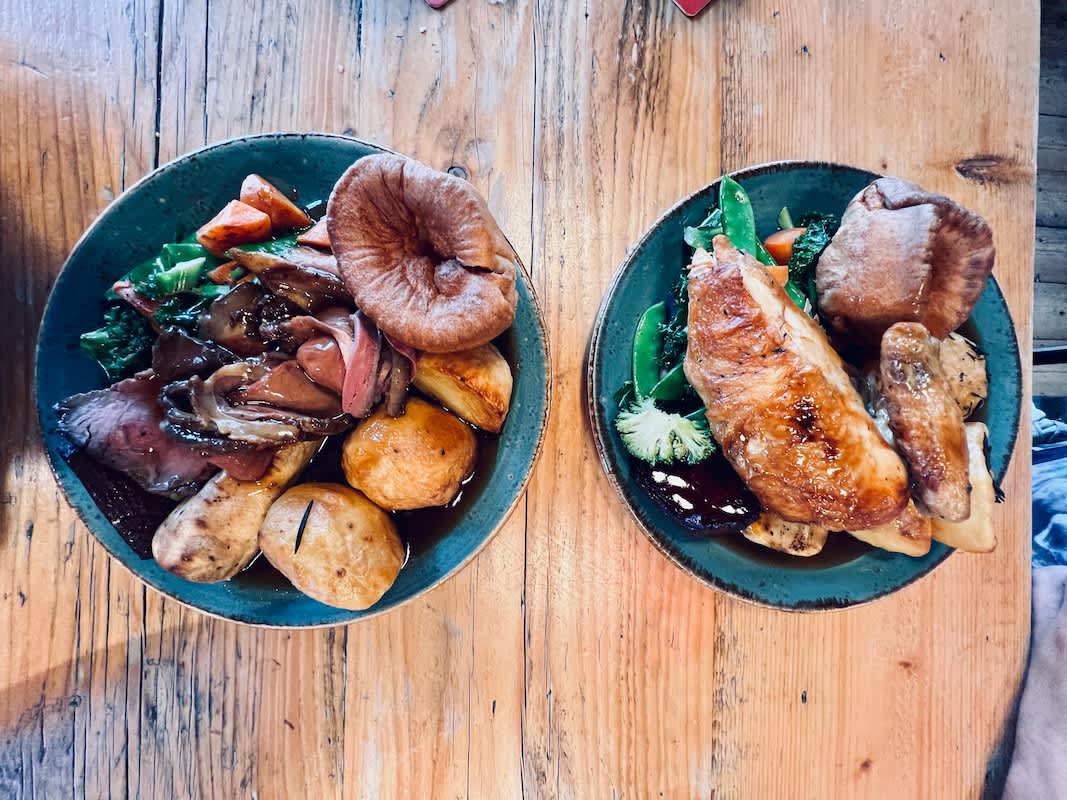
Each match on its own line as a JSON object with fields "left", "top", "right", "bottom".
{"left": 0, "top": 0, "right": 1039, "bottom": 798}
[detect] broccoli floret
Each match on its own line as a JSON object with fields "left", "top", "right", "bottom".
{"left": 615, "top": 397, "right": 716, "bottom": 465}
{"left": 79, "top": 304, "right": 154, "bottom": 380}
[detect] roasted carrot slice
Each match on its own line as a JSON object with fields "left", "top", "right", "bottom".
{"left": 240, "top": 174, "right": 312, "bottom": 231}
{"left": 207, "top": 260, "right": 241, "bottom": 284}
{"left": 296, "top": 217, "right": 330, "bottom": 249}
{"left": 196, "top": 200, "right": 272, "bottom": 257}
{"left": 765, "top": 263, "right": 790, "bottom": 287}
{"left": 763, "top": 227, "right": 807, "bottom": 266}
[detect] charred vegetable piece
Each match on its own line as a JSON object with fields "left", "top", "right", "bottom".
{"left": 847, "top": 500, "right": 933, "bottom": 557}
{"left": 742, "top": 512, "right": 828, "bottom": 557}
{"left": 938, "top": 332, "right": 988, "bottom": 418}
{"left": 930, "top": 422, "right": 997, "bottom": 553}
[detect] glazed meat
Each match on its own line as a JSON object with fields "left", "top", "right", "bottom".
{"left": 880, "top": 322, "right": 971, "bottom": 521}
{"left": 683, "top": 236, "right": 909, "bottom": 530}
{"left": 816, "top": 177, "right": 994, "bottom": 343}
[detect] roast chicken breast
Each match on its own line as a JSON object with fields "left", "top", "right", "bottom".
{"left": 684, "top": 236, "right": 910, "bottom": 529}
{"left": 880, "top": 322, "right": 971, "bottom": 521}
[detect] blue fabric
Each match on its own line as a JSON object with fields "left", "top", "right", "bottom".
{"left": 1032, "top": 402, "right": 1067, "bottom": 567}
{"left": 1033, "top": 459, "right": 1067, "bottom": 567}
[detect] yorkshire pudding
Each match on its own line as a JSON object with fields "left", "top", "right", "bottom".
{"left": 815, "top": 177, "right": 994, "bottom": 342}
{"left": 326, "top": 154, "right": 519, "bottom": 353}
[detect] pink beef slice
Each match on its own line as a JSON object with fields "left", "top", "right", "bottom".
{"left": 57, "top": 374, "right": 216, "bottom": 499}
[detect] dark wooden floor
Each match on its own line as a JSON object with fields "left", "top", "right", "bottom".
{"left": 1034, "top": 0, "right": 1067, "bottom": 394}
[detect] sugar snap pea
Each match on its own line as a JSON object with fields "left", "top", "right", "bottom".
{"left": 632, "top": 301, "right": 667, "bottom": 398}
{"left": 650, "top": 361, "right": 689, "bottom": 402}
{"left": 784, "top": 280, "right": 808, "bottom": 310}
{"left": 719, "top": 175, "right": 775, "bottom": 266}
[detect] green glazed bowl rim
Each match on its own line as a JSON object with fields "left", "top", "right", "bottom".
{"left": 587, "top": 158, "right": 1021, "bottom": 612}
{"left": 36, "top": 131, "right": 552, "bottom": 628}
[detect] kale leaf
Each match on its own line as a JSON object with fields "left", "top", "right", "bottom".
{"left": 788, "top": 212, "right": 839, "bottom": 307}
{"left": 79, "top": 304, "right": 154, "bottom": 380}
{"left": 152, "top": 295, "right": 214, "bottom": 331}
{"left": 658, "top": 271, "right": 689, "bottom": 369}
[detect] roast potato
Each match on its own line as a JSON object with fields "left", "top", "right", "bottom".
{"left": 259, "top": 483, "right": 404, "bottom": 610}
{"left": 742, "top": 512, "right": 828, "bottom": 557}
{"left": 412, "top": 343, "right": 513, "bottom": 432}
{"left": 938, "top": 332, "right": 988, "bottom": 419}
{"left": 152, "top": 440, "right": 320, "bottom": 582}
{"left": 342, "top": 397, "right": 477, "bottom": 510}
{"left": 847, "top": 500, "right": 933, "bottom": 557}
{"left": 931, "top": 423, "right": 997, "bottom": 553}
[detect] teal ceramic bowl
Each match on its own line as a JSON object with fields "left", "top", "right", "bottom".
{"left": 37, "top": 133, "right": 550, "bottom": 627}
{"left": 589, "top": 161, "right": 1021, "bottom": 611}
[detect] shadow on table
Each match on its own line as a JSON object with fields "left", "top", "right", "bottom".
{"left": 982, "top": 683, "right": 1023, "bottom": 799}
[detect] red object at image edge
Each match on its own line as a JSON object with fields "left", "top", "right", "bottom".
{"left": 673, "top": 0, "right": 715, "bottom": 15}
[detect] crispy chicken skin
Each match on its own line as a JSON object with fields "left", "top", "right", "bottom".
{"left": 683, "top": 236, "right": 910, "bottom": 529}
{"left": 880, "top": 322, "right": 971, "bottom": 521}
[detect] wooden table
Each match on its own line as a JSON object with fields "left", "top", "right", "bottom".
{"left": 0, "top": 1, "right": 1038, "bottom": 797}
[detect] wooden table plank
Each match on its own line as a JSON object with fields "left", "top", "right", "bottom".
{"left": 0, "top": 0, "right": 1038, "bottom": 798}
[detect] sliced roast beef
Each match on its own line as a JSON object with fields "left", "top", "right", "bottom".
{"left": 209, "top": 449, "right": 276, "bottom": 481}
{"left": 233, "top": 359, "right": 342, "bottom": 416}
{"left": 56, "top": 374, "right": 217, "bottom": 499}
{"left": 295, "top": 336, "right": 345, "bottom": 393}
{"left": 55, "top": 373, "right": 278, "bottom": 498}
{"left": 271, "top": 308, "right": 409, "bottom": 416}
